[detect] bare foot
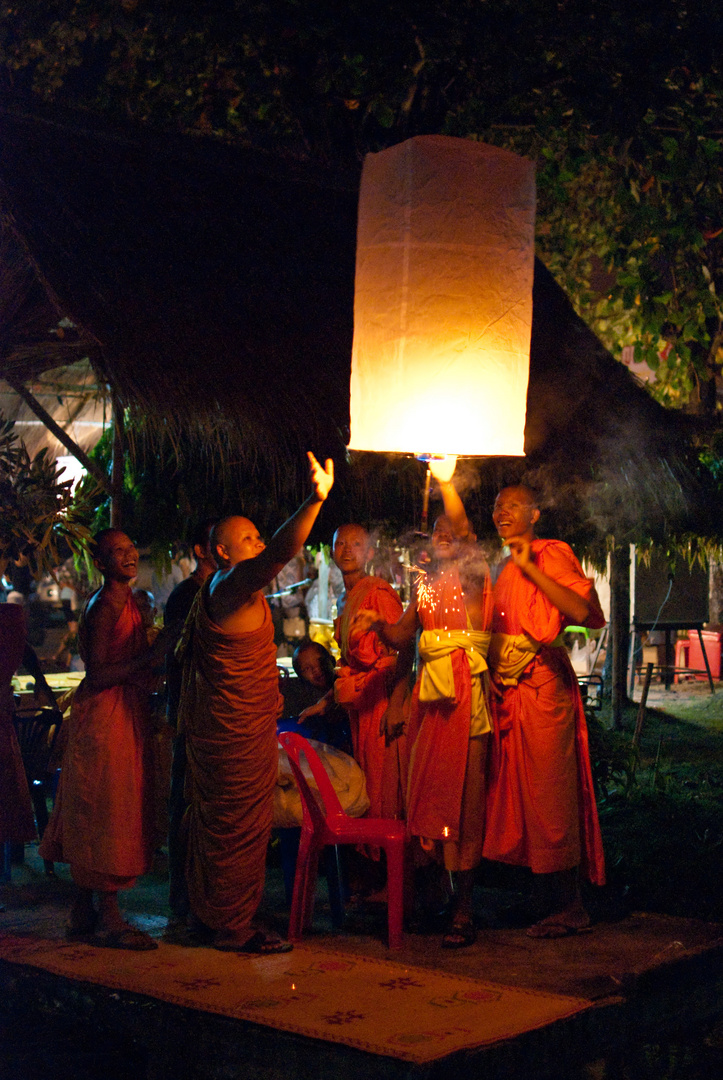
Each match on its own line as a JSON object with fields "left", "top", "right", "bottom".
{"left": 526, "top": 903, "right": 591, "bottom": 939}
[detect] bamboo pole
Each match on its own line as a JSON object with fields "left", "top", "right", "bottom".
{"left": 5, "top": 375, "right": 109, "bottom": 492}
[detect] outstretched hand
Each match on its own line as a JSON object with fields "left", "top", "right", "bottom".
{"left": 308, "top": 452, "right": 334, "bottom": 502}
{"left": 428, "top": 455, "right": 458, "bottom": 484}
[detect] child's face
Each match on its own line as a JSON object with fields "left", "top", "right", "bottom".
{"left": 296, "top": 647, "right": 329, "bottom": 690}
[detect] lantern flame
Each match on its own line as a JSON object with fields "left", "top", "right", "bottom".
{"left": 349, "top": 136, "right": 536, "bottom": 457}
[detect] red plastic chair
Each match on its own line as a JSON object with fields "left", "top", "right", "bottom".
{"left": 278, "top": 731, "right": 406, "bottom": 950}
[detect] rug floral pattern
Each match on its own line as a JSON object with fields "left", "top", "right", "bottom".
{"left": 0, "top": 933, "right": 592, "bottom": 1063}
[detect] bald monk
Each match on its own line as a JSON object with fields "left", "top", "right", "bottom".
{"left": 179, "top": 452, "right": 334, "bottom": 953}
{"left": 355, "top": 458, "right": 493, "bottom": 947}
{"left": 40, "top": 530, "right": 164, "bottom": 949}
{"left": 484, "top": 485, "right": 606, "bottom": 937}
{"left": 303, "top": 525, "right": 411, "bottom": 825}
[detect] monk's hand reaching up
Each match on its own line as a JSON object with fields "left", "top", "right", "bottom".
{"left": 428, "top": 455, "right": 458, "bottom": 485}
{"left": 308, "top": 452, "right": 334, "bottom": 502}
{"left": 508, "top": 536, "right": 534, "bottom": 574}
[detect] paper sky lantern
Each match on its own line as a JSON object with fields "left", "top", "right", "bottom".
{"left": 349, "top": 135, "right": 536, "bottom": 457}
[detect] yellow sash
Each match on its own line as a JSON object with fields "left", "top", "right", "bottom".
{"left": 488, "top": 631, "right": 564, "bottom": 686}
{"left": 418, "top": 629, "right": 492, "bottom": 736}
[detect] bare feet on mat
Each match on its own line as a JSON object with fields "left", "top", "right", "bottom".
{"left": 526, "top": 903, "right": 591, "bottom": 939}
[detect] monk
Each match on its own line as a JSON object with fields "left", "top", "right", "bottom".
{"left": 355, "top": 458, "right": 493, "bottom": 947}
{"left": 179, "top": 451, "right": 334, "bottom": 953}
{"left": 483, "top": 485, "right": 606, "bottom": 937}
{"left": 40, "top": 530, "right": 164, "bottom": 949}
{"left": 303, "top": 525, "right": 411, "bottom": 820}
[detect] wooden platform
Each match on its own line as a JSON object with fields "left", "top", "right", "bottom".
{"left": 2, "top": 866, "right": 722, "bottom": 1079}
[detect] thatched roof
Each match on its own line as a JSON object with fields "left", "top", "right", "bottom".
{"left": 0, "top": 100, "right": 710, "bottom": 550}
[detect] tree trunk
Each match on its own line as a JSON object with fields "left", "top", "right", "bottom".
{"left": 610, "top": 545, "right": 631, "bottom": 730}
{"left": 709, "top": 559, "right": 723, "bottom": 627}
{"left": 110, "top": 393, "right": 124, "bottom": 529}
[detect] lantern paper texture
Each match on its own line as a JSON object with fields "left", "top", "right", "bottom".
{"left": 349, "top": 135, "right": 536, "bottom": 456}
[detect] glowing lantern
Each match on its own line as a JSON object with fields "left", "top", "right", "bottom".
{"left": 349, "top": 135, "right": 536, "bottom": 457}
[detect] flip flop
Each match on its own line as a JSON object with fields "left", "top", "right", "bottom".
{"left": 215, "top": 930, "right": 293, "bottom": 954}
{"left": 93, "top": 925, "right": 159, "bottom": 951}
{"left": 441, "top": 919, "right": 477, "bottom": 949}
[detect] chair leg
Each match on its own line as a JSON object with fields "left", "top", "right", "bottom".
{"left": 323, "top": 846, "right": 346, "bottom": 929}
{"left": 289, "top": 832, "right": 321, "bottom": 941}
{"left": 384, "top": 839, "right": 405, "bottom": 950}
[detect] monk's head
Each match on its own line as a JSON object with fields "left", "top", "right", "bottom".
{"left": 430, "top": 514, "right": 458, "bottom": 561}
{"left": 332, "top": 524, "right": 374, "bottom": 579}
{"left": 210, "top": 516, "right": 265, "bottom": 569}
{"left": 492, "top": 485, "right": 540, "bottom": 544}
{"left": 292, "top": 640, "right": 336, "bottom": 691}
{"left": 92, "top": 529, "right": 138, "bottom": 583}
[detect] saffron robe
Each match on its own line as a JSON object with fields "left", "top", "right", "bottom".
{"left": 406, "top": 568, "right": 492, "bottom": 865}
{"left": 334, "top": 576, "right": 407, "bottom": 821}
{"left": 0, "top": 604, "right": 36, "bottom": 844}
{"left": 180, "top": 583, "right": 282, "bottom": 933}
{"left": 39, "top": 593, "right": 155, "bottom": 889}
{"left": 483, "top": 539, "right": 606, "bottom": 885}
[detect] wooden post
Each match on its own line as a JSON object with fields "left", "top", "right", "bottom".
{"left": 110, "top": 392, "right": 124, "bottom": 529}
{"left": 610, "top": 544, "right": 631, "bottom": 730}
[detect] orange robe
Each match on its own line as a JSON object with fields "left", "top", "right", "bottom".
{"left": 39, "top": 594, "right": 155, "bottom": 890}
{"left": 334, "top": 576, "right": 406, "bottom": 822}
{"left": 180, "top": 584, "right": 282, "bottom": 933}
{"left": 0, "top": 604, "right": 36, "bottom": 844}
{"left": 406, "top": 568, "right": 492, "bottom": 869}
{"left": 483, "top": 540, "right": 606, "bottom": 885}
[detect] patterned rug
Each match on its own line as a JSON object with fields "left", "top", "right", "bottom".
{"left": 0, "top": 931, "right": 592, "bottom": 1064}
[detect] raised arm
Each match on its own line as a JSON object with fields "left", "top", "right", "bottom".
{"left": 429, "top": 456, "right": 473, "bottom": 540}
{"left": 214, "top": 453, "right": 334, "bottom": 613}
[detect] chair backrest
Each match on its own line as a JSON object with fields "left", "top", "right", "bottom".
{"left": 278, "top": 732, "right": 347, "bottom": 830}
{"left": 13, "top": 708, "right": 63, "bottom": 782}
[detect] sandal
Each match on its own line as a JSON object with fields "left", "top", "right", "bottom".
{"left": 441, "top": 919, "right": 477, "bottom": 949}
{"left": 93, "top": 924, "right": 159, "bottom": 951}
{"left": 215, "top": 930, "right": 293, "bottom": 955}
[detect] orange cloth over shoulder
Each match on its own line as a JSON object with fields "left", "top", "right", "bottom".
{"left": 484, "top": 539, "right": 606, "bottom": 885}
{"left": 181, "top": 582, "right": 282, "bottom": 934}
{"left": 334, "top": 575, "right": 407, "bottom": 822}
{"left": 39, "top": 593, "right": 155, "bottom": 887}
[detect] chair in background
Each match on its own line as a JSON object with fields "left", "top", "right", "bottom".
{"left": 278, "top": 731, "right": 406, "bottom": 950}
{"left": 13, "top": 706, "right": 63, "bottom": 875}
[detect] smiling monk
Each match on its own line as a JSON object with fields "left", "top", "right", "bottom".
{"left": 484, "top": 485, "right": 606, "bottom": 937}
{"left": 40, "top": 529, "right": 164, "bottom": 950}
{"left": 178, "top": 452, "right": 334, "bottom": 954}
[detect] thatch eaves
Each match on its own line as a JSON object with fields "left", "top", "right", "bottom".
{"left": 0, "top": 100, "right": 710, "bottom": 549}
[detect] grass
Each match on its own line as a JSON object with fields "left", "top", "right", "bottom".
{"left": 589, "top": 694, "right": 723, "bottom": 922}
